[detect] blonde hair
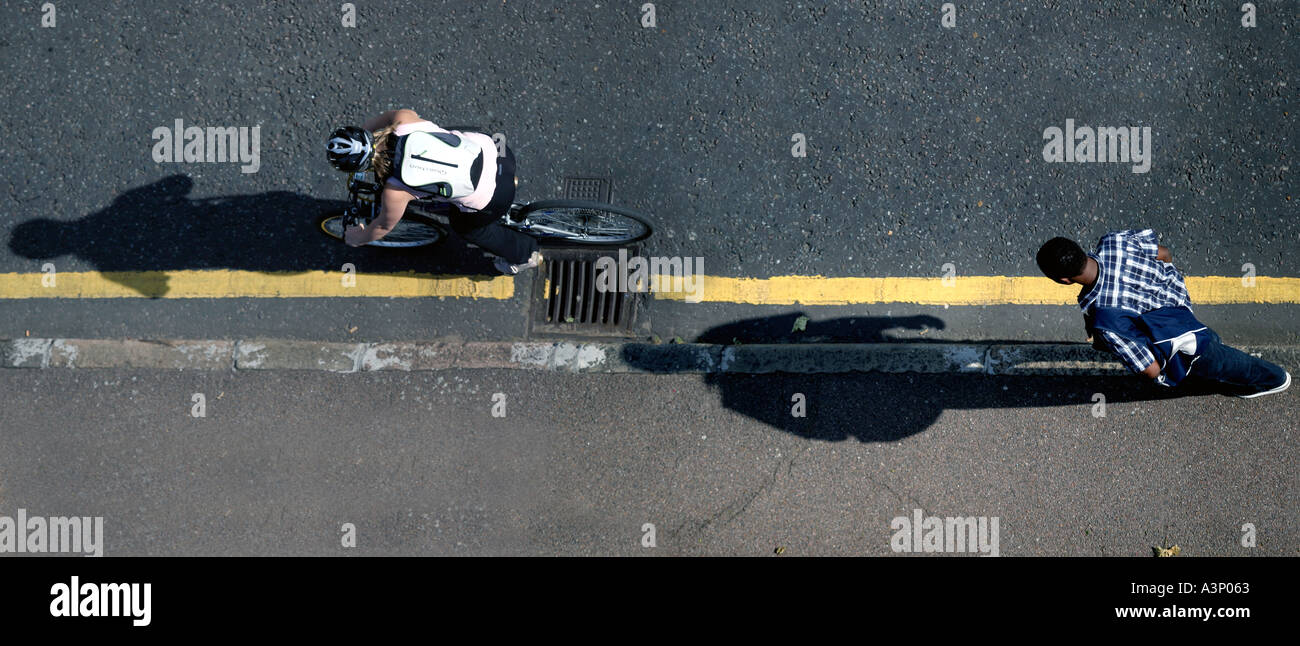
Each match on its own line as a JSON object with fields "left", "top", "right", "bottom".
{"left": 369, "top": 125, "right": 398, "bottom": 180}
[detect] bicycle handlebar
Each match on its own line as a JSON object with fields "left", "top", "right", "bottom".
{"left": 342, "top": 174, "right": 381, "bottom": 230}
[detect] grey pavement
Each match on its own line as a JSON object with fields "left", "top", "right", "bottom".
{"left": 0, "top": 367, "right": 1293, "bottom": 556}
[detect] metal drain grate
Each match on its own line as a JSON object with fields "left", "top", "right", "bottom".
{"left": 531, "top": 247, "right": 640, "bottom": 338}
{"left": 561, "top": 176, "right": 612, "bottom": 203}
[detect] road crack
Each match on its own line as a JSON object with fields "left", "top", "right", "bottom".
{"left": 670, "top": 445, "right": 807, "bottom": 545}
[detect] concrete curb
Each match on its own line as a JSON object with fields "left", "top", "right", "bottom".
{"left": 3, "top": 338, "right": 1298, "bottom": 376}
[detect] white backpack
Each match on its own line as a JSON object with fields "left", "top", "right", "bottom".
{"left": 393, "top": 130, "right": 484, "bottom": 198}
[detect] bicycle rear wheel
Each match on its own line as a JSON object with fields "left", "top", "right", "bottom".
{"left": 317, "top": 213, "right": 444, "bottom": 247}
{"left": 512, "top": 199, "right": 654, "bottom": 245}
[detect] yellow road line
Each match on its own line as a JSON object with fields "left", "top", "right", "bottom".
{"left": 650, "top": 275, "right": 1300, "bottom": 305}
{"left": 0, "top": 270, "right": 514, "bottom": 299}
{"left": 1, "top": 271, "right": 1297, "bottom": 305}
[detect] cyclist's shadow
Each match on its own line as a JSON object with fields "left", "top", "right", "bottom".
{"left": 623, "top": 312, "right": 1223, "bottom": 442}
{"left": 7, "top": 174, "right": 499, "bottom": 297}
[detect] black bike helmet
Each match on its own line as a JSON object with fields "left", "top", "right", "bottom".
{"left": 326, "top": 126, "right": 374, "bottom": 172}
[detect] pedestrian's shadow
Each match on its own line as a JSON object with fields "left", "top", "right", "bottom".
{"left": 624, "top": 312, "right": 1232, "bottom": 443}
{"left": 7, "top": 175, "right": 498, "bottom": 297}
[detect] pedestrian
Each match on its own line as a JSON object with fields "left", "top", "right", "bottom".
{"left": 1035, "top": 229, "right": 1290, "bottom": 397}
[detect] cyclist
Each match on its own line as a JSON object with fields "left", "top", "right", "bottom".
{"left": 326, "top": 109, "right": 542, "bottom": 274}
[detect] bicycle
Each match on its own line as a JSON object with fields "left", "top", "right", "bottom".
{"left": 318, "top": 170, "right": 654, "bottom": 248}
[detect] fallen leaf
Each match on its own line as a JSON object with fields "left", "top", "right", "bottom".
{"left": 792, "top": 315, "right": 809, "bottom": 333}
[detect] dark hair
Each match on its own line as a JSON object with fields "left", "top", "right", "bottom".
{"left": 1036, "top": 237, "right": 1087, "bottom": 279}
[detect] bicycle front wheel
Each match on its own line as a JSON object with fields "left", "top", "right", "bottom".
{"left": 513, "top": 200, "right": 654, "bottom": 245}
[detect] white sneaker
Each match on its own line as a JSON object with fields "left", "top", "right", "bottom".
{"left": 493, "top": 251, "right": 543, "bottom": 275}
{"left": 1238, "top": 371, "right": 1291, "bottom": 399}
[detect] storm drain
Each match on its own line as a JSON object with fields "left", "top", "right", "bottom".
{"left": 531, "top": 247, "right": 640, "bottom": 338}
{"left": 562, "top": 176, "right": 612, "bottom": 202}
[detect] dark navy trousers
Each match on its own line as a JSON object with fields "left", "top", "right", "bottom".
{"left": 1188, "top": 329, "right": 1288, "bottom": 394}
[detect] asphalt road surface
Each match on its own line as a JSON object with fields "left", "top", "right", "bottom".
{"left": 0, "top": 368, "right": 1293, "bottom": 556}
{"left": 0, "top": 0, "right": 1295, "bottom": 343}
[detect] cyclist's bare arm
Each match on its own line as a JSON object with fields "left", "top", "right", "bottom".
{"left": 362, "top": 109, "right": 421, "bottom": 131}
{"left": 345, "top": 187, "right": 412, "bottom": 246}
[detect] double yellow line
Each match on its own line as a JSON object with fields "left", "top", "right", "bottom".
{"left": 0, "top": 270, "right": 513, "bottom": 299}
{"left": 651, "top": 275, "right": 1300, "bottom": 305}
{"left": 1, "top": 271, "right": 1297, "bottom": 305}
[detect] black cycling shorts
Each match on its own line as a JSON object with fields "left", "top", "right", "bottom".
{"left": 481, "top": 146, "right": 516, "bottom": 218}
